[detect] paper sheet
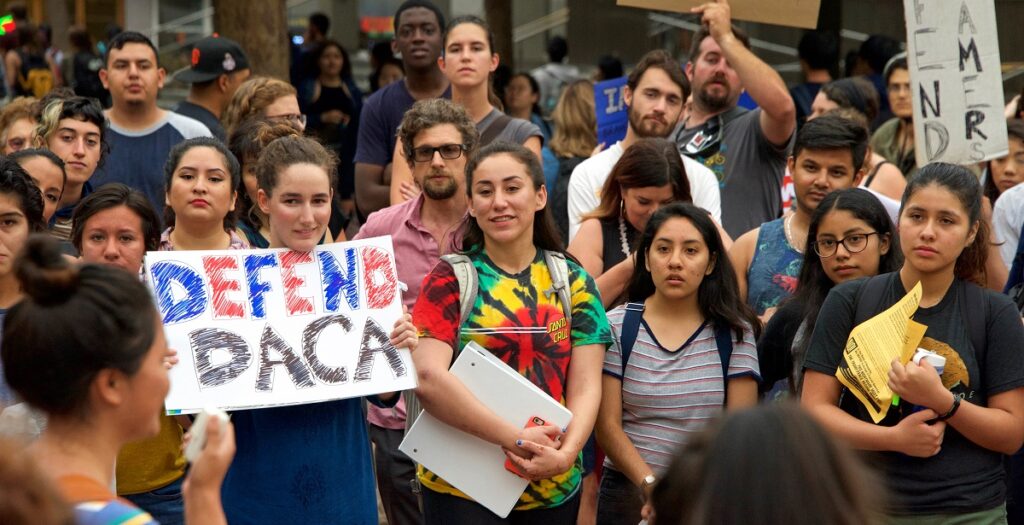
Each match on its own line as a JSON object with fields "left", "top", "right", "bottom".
{"left": 836, "top": 282, "right": 926, "bottom": 423}
{"left": 616, "top": 0, "right": 821, "bottom": 30}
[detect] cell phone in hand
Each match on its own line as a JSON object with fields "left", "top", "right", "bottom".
{"left": 184, "top": 407, "right": 229, "bottom": 463}
{"left": 505, "top": 416, "right": 546, "bottom": 478}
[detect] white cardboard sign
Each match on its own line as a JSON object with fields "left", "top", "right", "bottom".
{"left": 144, "top": 236, "right": 415, "bottom": 414}
{"left": 904, "top": 0, "right": 1008, "bottom": 166}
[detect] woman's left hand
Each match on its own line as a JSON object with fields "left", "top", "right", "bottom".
{"left": 503, "top": 440, "right": 574, "bottom": 481}
{"left": 888, "top": 358, "right": 948, "bottom": 411}
{"left": 390, "top": 306, "right": 418, "bottom": 351}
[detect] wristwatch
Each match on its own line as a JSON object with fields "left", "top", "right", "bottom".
{"left": 641, "top": 474, "right": 656, "bottom": 489}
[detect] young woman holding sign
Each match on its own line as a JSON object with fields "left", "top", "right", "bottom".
{"left": 412, "top": 141, "right": 611, "bottom": 523}
{"left": 2, "top": 234, "right": 235, "bottom": 525}
{"left": 216, "top": 133, "right": 415, "bottom": 525}
{"left": 162, "top": 137, "right": 249, "bottom": 251}
{"left": 802, "top": 163, "right": 1024, "bottom": 522}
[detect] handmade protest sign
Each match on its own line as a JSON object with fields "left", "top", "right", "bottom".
{"left": 836, "top": 281, "right": 927, "bottom": 424}
{"left": 903, "top": 0, "right": 1008, "bottom": 166}
{"left": 616, "top": 0, "right": 820, "bottom": 29}
{"left": 595, "top": 76, "right": 628, "bottom": 148}
{"left": 145, "top": 236, "right": 415, "bottom": 414}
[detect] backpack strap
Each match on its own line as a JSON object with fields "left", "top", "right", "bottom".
{"left": 714, "top": 324, "right": 734, "bottom": 404}
{"left": 618, "top": 302, "right": 645, "bottom": 375}
{"left": 959, "top": 282, "right": 989, "bottom": 381}
{"left": 440, "top": 253, "right": 477, "bottom": 332}
{"left": 479, "top": 113, "right": 514, "bottom": 145}
{"left": 542, "top": 250, "right": 573, "bottom": 323}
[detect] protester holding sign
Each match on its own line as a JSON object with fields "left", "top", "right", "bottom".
{"left": 595, "top": 202, "right": 760, "bottom": 524}
{"left": 2, "top": 235, "right": 236, "bottom": 525}
{"left": 388, "top": 15, "right": 544, "bottom": 206}
{"left": 568, "top": 138, "right": 694, "bottom": 308}
{"left": 412, "top": 142, "right": 611, "bottom": 522}
{"left": 803, "top": 164, "right": 1024, "bottom": 521}
{"left": 215, "top": 133, "right": 411, "bottom": 524}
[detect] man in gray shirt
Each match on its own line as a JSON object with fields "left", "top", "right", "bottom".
{"left": 675, "top": 2, "right": 796, "bottom": 238}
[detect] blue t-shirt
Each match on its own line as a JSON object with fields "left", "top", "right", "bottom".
{"left": 220, "top": 397, "right": 385, "bottom": 524}
{"left": 91, "top": 112, "right": 210, "bottom": 214}
{"left": 354, "top": 80, "right": 451, "bottom": 167}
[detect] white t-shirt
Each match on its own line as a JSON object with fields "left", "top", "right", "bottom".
{"left": 566, "top": 141, "right": 722, "bottom": 241}
{"left": 993, "top": 182, "right": 1024, "bottom": 268}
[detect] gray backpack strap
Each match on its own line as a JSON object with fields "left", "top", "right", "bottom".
{"left": 543, "top": 250, "right": 573, "bottom": 323}
{"left": 407, "top": 254, "right": 478, "bottom": 434}
{"left": 440, "top": 253, "right": 477, "bottom": 327}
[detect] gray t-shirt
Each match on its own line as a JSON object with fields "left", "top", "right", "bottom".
{"left": 805, "top": 273, "right": 1024, "bottom": 515}
{"left": 476, "top": 109, "right": 542, "bottom": 147}
{"left": 675, "top": 107, "right": 792, "bottom": 238}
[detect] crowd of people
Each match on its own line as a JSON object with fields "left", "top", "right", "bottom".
{"left": 2, "top": 0, "right": 1024, "bottom": 524}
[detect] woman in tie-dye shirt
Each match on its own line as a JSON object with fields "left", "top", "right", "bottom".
{"left": 412, "top": 141, "right": 612, "bottom": 523}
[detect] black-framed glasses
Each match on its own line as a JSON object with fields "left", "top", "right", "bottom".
{"left": 411, "top": 143, "right": 467, "bottom": 163}
{"left": 814, "top": 232, "right": 879, "bottom": 258}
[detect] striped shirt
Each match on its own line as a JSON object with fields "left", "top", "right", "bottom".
{"left": 603, "top": 305, "right": 760, "bottom": 473}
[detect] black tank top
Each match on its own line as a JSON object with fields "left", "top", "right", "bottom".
{"left": 599, "top": 216, "right": 639, "bottom": 273}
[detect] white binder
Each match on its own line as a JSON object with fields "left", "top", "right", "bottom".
{"left": 399, "top": 341, "right": 574, "bottom": 518}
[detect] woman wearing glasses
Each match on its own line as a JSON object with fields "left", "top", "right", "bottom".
{"left": 388, "top": 15, "right": 543, "bottom": 206}
{"left": 222, "top": 76, "right": 306, "bottom": 137}
{"left": 803, "top": 164, "right": 1024, "bottom": 522}
{"left": 757, "top": 188, "right": 899, "bottom": 397}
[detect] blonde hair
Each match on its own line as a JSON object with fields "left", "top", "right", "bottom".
{"left": 549, "top": 80, "right": 597, "bottom": 158}
{"left": 0, "top": 97, "right": 38, "bottom": 146}
{"left": 222, "top": 76, "right": 297, "bottom": 137}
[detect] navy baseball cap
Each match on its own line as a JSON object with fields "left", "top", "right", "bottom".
{"left": 175, "top": 35, "right": 250, "bottom": 83}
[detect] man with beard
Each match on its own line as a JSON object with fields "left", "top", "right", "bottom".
{"left": 354, "top": 0, "right": 451, "bottom": 222}
{"left": 566, "top": 49, "right": 720, "bottom": 242}
{"left": 352, "top": 98, "right": 476, "bottom": 525}
{"left": 676, "top": 0, "right": 796, "bottom": 238}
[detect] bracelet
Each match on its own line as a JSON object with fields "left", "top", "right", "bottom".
{"left": 937, "top": 395, "right": 961, "bottom": 421}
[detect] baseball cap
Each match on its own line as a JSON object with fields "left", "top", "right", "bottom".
{"left": 175, "top": 35, "right": 251, "bottom": 84}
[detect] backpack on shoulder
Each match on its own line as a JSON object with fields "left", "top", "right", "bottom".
{"left": 404, "top": 250, "right": 574, "bottom": 431}
{"left": 616, "top": 302, "right": 736, "bottom": 403}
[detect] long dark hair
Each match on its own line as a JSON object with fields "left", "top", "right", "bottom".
{"left": 461, "top": 141, "right": 564, "bottom": 254}
{"left": 651, "top": 403, "right": 882, "bottom": 525}
{"left": 162, "top": 137, "right": 241, "bottom": 232}
{"left": 901, "top": 162, "right": 988, "bottom": 286}
{"left": 788, "top": 189, "right": 901, "bottom": 387}
{"left": 982, "top": 118, "right": 1024, "bottom": 204}
{"left": 626, "top": 202, "right": 760, "bottom": 341}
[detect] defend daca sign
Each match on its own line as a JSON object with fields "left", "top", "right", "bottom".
{"left": 145, "top": 236, "right": 415, "bottom": 414}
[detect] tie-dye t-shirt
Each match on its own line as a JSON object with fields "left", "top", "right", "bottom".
{"left": 57, "top": 474, "right": 158, "bottom": 525}
{"left": 413, "top": 248, "right": 612, "bottom": 510}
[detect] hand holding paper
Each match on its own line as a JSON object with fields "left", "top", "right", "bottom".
{"left": 690, "top": 0, "right": 734, "bottom": 42}
{"left": 887, "top": 358, "right": 949, "bottom": 411}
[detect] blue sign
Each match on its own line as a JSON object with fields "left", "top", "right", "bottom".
{"left": 594, "top": 76, "right": 628, "bottom": 147}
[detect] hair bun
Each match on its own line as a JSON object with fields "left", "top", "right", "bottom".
{"left": 253, "top": 120, "right": 301, "bottom": 149}
{"left": 16, "top": 234, "right": 79, "bottom": 306}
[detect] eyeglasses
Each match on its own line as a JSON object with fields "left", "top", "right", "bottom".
{"left": 410, "top": 143, "right": 467, "bottom": 163}
{"left": 268, "top": 113, "right": 307, "bottom": 127}
{"left": 813, "top": 232, "right": 879, "bottom": 258}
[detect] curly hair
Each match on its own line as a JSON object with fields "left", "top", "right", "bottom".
{"left": 397, "top": 98, "right": 478, "bottom": 169}
{"left": 222, "top": 76, "right": 298, "bottom": 137}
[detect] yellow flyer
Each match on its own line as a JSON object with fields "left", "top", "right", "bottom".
{"left": 836, "top": 282, "right": 927, "bottom": 423}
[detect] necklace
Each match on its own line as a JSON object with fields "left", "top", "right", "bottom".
{"left": 618, "top": 214, "right": 630, "bottom": 257}
{"left": 784, "top": 214, "right": 804, "bottom": 254}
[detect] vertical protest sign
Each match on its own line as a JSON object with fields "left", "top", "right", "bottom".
{"left": 904, "top": 0, "right": 1008, "bottom": 166}
{"left": 595, "top": 76, "right": 628, "bottom": 147}
{"left": 145, "top": 236, "right": 415, "bottom": 414}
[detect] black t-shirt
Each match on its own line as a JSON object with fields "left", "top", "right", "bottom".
{"left": 757, "top": 298, "right": 805, "bottom": 395}
{"left": 805, "top": 272, "right": 1024, "bottom": 515}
